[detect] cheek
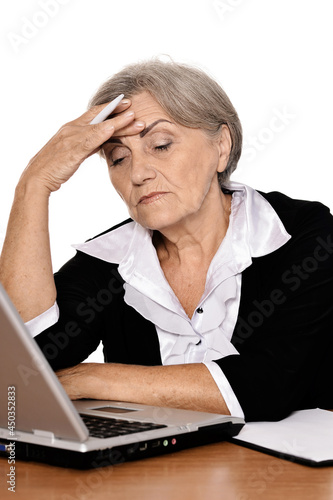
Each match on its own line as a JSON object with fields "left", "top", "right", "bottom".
{"left": 179, "top": 150, "right": 219, "bottom": 188}
{"left": 108, "top": 170, "right": 128, "bottom": 202}
{"left": 183, "top": 155, "right": 220, "bottom": 203}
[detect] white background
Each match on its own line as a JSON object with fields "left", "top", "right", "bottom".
{"left": 1, "top": 0, "right": 332, "bottom": 364}
{"left": 1, "top": 0, "right": 332, "bottom": 270}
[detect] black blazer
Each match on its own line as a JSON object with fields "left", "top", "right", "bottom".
{"left": 34, "top": 190, "right": 333, "bottom": 421}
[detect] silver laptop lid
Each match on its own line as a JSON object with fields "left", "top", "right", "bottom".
{"left": 0, "top": 282, "right": 88, "bottom": 442}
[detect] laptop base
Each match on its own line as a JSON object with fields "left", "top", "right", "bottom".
{"left": 0, "top": 421, "right": 243, "bottom": 469}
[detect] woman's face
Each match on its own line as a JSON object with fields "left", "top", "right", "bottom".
{"left": 102, "top": 92, "right": 231, "bottom": 232}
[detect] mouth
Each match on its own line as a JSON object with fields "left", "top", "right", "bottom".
{"left": 138, "top": 192, "right": 168, "bottom": 205}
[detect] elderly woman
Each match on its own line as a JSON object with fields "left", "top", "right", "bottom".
{"left": 0, "top": 60, "right": 332, "bottom": 422}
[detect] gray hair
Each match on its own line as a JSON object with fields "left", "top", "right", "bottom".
{"left": 89, "top": 59, "right": 242, "bottom": 184}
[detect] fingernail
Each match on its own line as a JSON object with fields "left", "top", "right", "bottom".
{"left": 121, "top": 99, "right": 130, "bottom": 105}
{"left": 134, "top": 121, "right": 145, "bottom": 128}
{"left": 124, "top": 111, "right": 134, "bottom": 118}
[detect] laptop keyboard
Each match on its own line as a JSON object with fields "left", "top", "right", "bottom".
{"left": 80, "top": 414, "right": 167, "bottom": 439}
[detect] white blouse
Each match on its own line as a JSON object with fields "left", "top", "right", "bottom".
{"left": 26, "top": 182, "right": 291, "bottom": 418}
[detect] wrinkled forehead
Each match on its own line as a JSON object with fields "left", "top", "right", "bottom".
{"left": 124, "top": 91, "right": 172, "bottom": 123}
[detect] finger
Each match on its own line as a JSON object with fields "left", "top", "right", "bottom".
{"left": 109, "top": 99, "right": 132, "bottom": 115}
{"left": 110, "top": 100, "right": 134, "bottom": 118}
{"left": 113, "top": 120, "right": 146, "bottom": 137}
{"left": 87, "top": 121, "right": 146, "bottom": 159}
{"left": 82, "top": 110, "right": 136, "bottom": 152}
{"left": 88, "top": 99, "right": 132, "bottom": 125}
{"left": 98, "top": 111, "right": 145, "bottom": 138}
{"left": 72, "top": 99, "right": 132, "bottom": 126}
{"left": 86, "top": 118, "right": 145, "bottom": 159}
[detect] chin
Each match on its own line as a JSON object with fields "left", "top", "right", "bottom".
{"left": 132, "top": 212, "right": 183, "bottom": 232}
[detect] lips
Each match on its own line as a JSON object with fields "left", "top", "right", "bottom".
{"left": 138, "top": 192, "right": 168, "bottom": 205}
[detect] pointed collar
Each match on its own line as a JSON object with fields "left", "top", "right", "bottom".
{"left": 72, "top": 182, "right": 291, "bottom": 291}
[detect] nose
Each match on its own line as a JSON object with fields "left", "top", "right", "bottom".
{"left": 130, "top": 151, "right": 157, "bottom": 185}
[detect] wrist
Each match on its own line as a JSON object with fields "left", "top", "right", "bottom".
{"left": 16, "top": 173, "right": 52, "bottom": 201}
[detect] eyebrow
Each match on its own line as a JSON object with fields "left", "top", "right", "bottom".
{"left": 139, "top": 119, "right": 173, "bottom": 138}
{"left": 105, "top": 119, "right": 173, "bottom": 145}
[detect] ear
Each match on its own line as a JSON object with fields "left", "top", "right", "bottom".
{"left": 216, "top": 125, "right": 232, "bottom": 173}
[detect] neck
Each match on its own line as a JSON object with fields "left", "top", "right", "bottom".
{"left": 154, "top": 188, "right": 232, "bottom": 267}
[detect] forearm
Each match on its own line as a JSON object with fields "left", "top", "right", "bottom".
{"left": 0, "top": 100, "right": 143, "bottom": 322}
{"left": 57, "top": 362, "right": 231, "bottom": 415}
{"left": 0, "top": 178, "right": 55, "bottom": 322}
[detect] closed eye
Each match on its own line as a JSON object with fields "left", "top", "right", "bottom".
{"left": 109, "top": 142, "right": 172, "bottom": 166}
{"left": 155, "top": 143, "right": 172, "bottom": 151}
{"left": 111, "top": 157, "right": 125, "bottom": 166}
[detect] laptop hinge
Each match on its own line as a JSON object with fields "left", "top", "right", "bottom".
{"left": 32, "top": 429, "right": 55, "bottom": 440}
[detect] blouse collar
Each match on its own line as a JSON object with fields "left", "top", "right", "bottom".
{"left": 72, "top": 182, "right": 291, "bottom": 318}
{"left": 72, "top": 182, "right": 291, "bottom": 265}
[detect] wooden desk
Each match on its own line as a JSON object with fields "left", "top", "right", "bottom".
{"left": 1, "top": 440, "right": 333, "bottom": 500}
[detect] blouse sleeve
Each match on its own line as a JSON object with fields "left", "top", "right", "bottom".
{"left": 25, "top": 302, "right": 60, "bottom": 337}
{"left": 214, "top": 200, "right": 333, "bottom": 422}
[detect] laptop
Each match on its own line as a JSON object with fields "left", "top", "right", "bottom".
{"left": 0, "top": 282, "right": 244, "bottom": 469}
